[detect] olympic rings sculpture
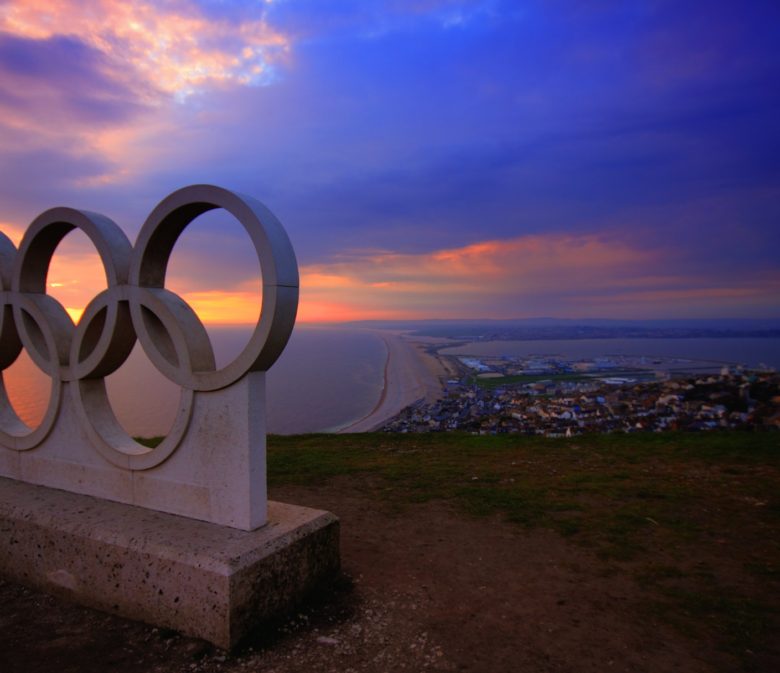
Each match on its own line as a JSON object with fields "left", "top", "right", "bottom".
{"left": 0, "top": 185, "right": 298, "bottom": 470}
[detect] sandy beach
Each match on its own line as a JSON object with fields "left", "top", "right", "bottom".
{"left": 339, "top": 331, "right": 446, "bottom": 433}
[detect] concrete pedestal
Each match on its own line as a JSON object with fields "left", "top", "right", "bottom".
{"left": 0, "top": 477, "right": 340, "bottom": 649}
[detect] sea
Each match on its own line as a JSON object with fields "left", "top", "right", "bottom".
{"left": 3, "top": 326, "right": 386, "bottom": 437}
{"left": 440, "top": 337, "right": 780, "bottom": 370}
{"left": 3, "top": 330, "right": 779, "bottom": 437}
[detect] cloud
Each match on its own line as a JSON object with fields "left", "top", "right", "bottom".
{"left": 42, "top": 240, "right": 265, "bottom": 326}
{"left": 0, "top": 0, "right": 319, "bottom": 199}
{"left": 0, "top": 0, "right": 292, "bottom": 208}
{"left": 37, "top": 214, "right": 265, "bottom": 325}
{"left": 0, "top": 34, "right": 147, "bottom": 129}
{"left": 297, "top": 232, "right": 780, "bottom": 320}
{"left": 179, "top": 285, "right": 261, "bottom": 326}
{"left": 0, "top": 32, "right": 150, "bottom": 194}
{"left": 0, "top": 0, "right": 288, "bottom": 99}
{"left": 27, "top": 225, "right": 780, "bottom": 326}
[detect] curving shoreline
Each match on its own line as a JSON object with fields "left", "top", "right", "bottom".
{"left": 338, "top": 331, "right": 444, "bottom": 433}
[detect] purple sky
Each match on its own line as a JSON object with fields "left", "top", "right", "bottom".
{"left": 0, "top": 0, "right": 778, "bottom": 322}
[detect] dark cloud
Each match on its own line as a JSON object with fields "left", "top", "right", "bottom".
{"left": 0, "top": 146, "right": 117, "bottom": 226}
{"left": 0, "top": 33, "right": 151, "bottom": 129}
{"left": 0, "top": 32, "right": 156, "bottom": 224}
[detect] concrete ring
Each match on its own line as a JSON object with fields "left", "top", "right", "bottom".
{"left": 126, "top": 285, "right": 215, "bottom": 390}
{"left": 69, "top": 286, "right": 136, "bottom": 381}
{"left": 0, "top": 232, "right": 59, "bottom": 450}
{"left": 70, "top": 287, "right": 194, "bottom": 470}
{"left": 11, "top": 207, "right": 133, "bottom": 378}
{"left": 0, "top": 369, "right": 61, "bottom": 451}
{"left": 11, "top": 292, "right": 72, "bottom": 380}
{"left": 0, "top": 233, "right": 22, "bottom": 370}
{"left": 129, "top": 184, "right": 298, "bottom": 391}
{"left": 0, "top": 293, "right": 22, "bottom": 372}
{"left": 70, "top": 376, "right": 193, "bottom": 470}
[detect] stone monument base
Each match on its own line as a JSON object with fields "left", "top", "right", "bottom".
{"left": 0, "top": 477, "right": 340, "bottom": 649}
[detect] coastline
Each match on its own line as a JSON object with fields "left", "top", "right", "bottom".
{"left": 338, "top": 331, "right": 446, "bottom": 433}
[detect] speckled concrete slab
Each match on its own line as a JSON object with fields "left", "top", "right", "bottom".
{"left": 0, "top": 477, "right": 340, "bottom": 649}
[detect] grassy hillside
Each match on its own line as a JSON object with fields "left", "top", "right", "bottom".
{"left": 268, "top": 430, "right": 779, "bottom": 667}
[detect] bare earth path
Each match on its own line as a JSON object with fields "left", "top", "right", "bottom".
{"left": 2, "top": 477, "right": 773, "bottom": 673}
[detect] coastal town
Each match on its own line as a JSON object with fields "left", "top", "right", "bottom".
{"left": 380, "top": 349, "right": 780, "bottom": 436}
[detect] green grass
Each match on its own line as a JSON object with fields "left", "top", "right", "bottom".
{"left": 135, "top": 436, "right": 165, "bottom": 448}
{"left": 641, "top": 581, "right": 777, "bottom": 670}
{"left": 267, "top": 431, "right": 778, "bottom": 552}
{"left": 475, "top": 372, "right": 588, "bottom": 388}
{"left": 474, "top": 369, "right": 654, "bottom": 388}
{"left": 266, "top": 430, "right": 780, "bottom": 667}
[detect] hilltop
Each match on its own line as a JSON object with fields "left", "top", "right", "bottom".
{"left": 1, "top": 431, "right": 778, "bottom": 673}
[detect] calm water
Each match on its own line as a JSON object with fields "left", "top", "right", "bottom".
{"left": 3, "top": 326, "right": 386, "bottom": 436}
{"left": 440, "top": 337, "right": 780, "bottom": 369}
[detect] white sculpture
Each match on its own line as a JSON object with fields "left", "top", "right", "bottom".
{"left": 0, "top": 185, "right": 299, "bottom": 530}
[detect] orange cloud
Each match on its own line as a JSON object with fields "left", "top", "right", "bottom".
{"left": 40, "top": 236, "right": 263, "bottom": 326}
{"left": 296, "top": 233, "right": 780, "bottom": 320}
{"left": 179, "top": 289, "right": 260, "bottom": 326}
{"left": 0, "top": 1, "right": 291, "bottom": 185}
{"left": 590, "top": 283, "right": 780, "bottom": 317}
{"left": 301, "top": 233, "right": 652, "bottom": 295}
{"left": 300, "top": 272, "right": 362, "bottom": 290}
{"left": 11, "top": 230, "right": 780, "bottom": 326}
{"left": 0, "top": 0, "right": 288, "bottom": 99}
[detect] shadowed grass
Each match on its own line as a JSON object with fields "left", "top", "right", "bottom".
{"left": 135, "top": 436, "right": 165, "bottom": 448}
{"left": 474, "top": 369, "right": 654, "bottom": 389}
{"left": 268, "top": 431, "right": 778, "bottom": 554}
{"left": 265, "top": 430, "right": 779, "bottom": 667}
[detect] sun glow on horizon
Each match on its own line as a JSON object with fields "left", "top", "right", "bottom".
{"left": 14, "top": 228, "right": 780, "bottom": 328}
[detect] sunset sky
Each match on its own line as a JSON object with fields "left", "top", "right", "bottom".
{"left": 0, "top": 0, "right": 778, "bottom": 324}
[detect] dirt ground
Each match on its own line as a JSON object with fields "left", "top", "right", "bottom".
{"left": 0, "top": 481, "right": 776, "bottom": 673}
